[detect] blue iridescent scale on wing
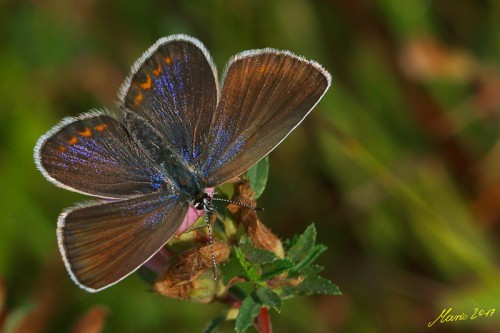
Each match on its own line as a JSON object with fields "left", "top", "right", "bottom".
{"left": 202, "top": 122, "right": 246, "bottom": 178}
{"left": 58, "top": 136, "right": 118, "bottom": 170}
{"left": 149, "top": 172, "right": 166, "bottom": 191}
{"left": 120, "top": 38, "right": 218, "bottom": 172}
{"left": 36, "top": 114, "right": 169, "bottom": 199}
{"left": 152, "top": 58, "right": 189, "bottom": 118}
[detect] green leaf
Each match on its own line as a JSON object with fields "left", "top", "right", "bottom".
{"left": 247, "top": 156, "right": 269, "bottom": 199}
{"left": 234, "top": 247, "right": 260, "bottom": 282}
{"left": 255, "top": 287, "right": 282, "bottom": 312}
{"left": 239, "top": 244, "right": 278, "bottom": 265}
{"left": 286, "top": 224, "right": 327, "bottom": 275}
{"left": 292, "top": 275, "right": 341, "bottom": 296}
{"left": 260, "top": 259, "right": 294, "bottom": 280}
{"left": 287, "top": 224, "right": 318, "bottom": 263}
{"left": 237, "top": 244, "right": 294, "bottom": 280}
{"left": 291, "top": 244, "right": 327, "bottom": 275}
{"left": 221, "top": 251, "right": 246, "bottom": 283}
{"left": 235, "top": 293, "right": 262, "bottom": 333}
{"left": 203, "top": 316, "right": 226, "bottom": 333}
{"left": 299, "top": 264, "right": 325, "bottom": 277}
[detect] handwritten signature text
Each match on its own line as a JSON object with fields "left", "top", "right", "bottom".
{"left": 428, "top": 307, "right": 496, "bottom": 327}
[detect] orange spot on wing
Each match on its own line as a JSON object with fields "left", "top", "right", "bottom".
{"left": 134, "top": 92, "right": 143, "bottom": 106}
{"left": 78, "top": 127, "right": 92, "bottom": 137}
{"left": 94, "top": 123, "right": 107, "bottom": 132}
{"left": 164, "top": 57, "right": 172, "bottom": 66}
{"left": 68, "top": 137, "right": 78, "bottom": 145}
{"left": 152, "top": 63, "right": 162, "bottom": 76}
{"left": 140, "top": 75, "right": 152, "bottom": 89}
{"left": 59, "top": 145, "right": 67, "bottom": 152}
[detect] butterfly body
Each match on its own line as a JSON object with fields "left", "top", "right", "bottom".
{"left": 34, "top": 34, "right": 331, "bottom": 292}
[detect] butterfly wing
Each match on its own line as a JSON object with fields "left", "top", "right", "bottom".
{"left": 35, "top": 112, "right": 166, "bottom": 199}
{"left": 58, "top": 192, "right": 188, "bottom": 292}
{"left": 201, "top": 50, "right": 331, "bottom": 186}
{"left": 119, "top": 35, "right": 218, "bottom": 167}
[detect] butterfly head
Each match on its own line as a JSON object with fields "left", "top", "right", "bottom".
{"left": 193, "top": 192, "right": 215, "bottom": 213}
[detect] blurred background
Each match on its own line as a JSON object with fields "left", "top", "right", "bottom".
{"left": 1, "top": 0, "right": 499, "bottom": 332}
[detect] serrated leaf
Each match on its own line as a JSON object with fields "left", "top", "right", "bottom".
{"left": 290, "top": 244, "right": 327, "bottom": 275}
{"left": 239, "top": 245, "right": 278, "bottom": 265}
{"left": 285, "top": 224, "right": 328, "bottom": 276}
{"left": 299, "top": 264, "right": 324, "bottom": 277}
{"left": 235, "top": 293, "right": 262, "bottom": 333}
{"left": 247, "top": 156, "right": 269, "bottom": 199}
{"left": 221, "top": 252, "right": 246, "bottom": 283}
{"left": 255, "top": 287, "right": 282, "bottom": 312}
{"left": 234, "top": 247, "right": 260, "bottom": 282}
{"left": 260, "top": 259, "right": 294, "bottom": 280}
{"left": 295, "top": 275, "right": 341, "bottom": 296}
{"left": 287, "top": 224, "right": 317, "bottom": 263}
{"left": 203, "top": 316, "right": 226, "bottom": 333}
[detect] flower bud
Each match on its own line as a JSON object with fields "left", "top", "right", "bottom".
{"left": 153, "top": 242, "right": 230, "bottom": 302}
{"left": 228, "top": 181, "right": 284, "bottom": 258}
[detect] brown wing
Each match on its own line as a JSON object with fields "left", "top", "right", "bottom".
{"left": 201, "top": 49, "right": 331, "bottom": 186}
{"left": 35, "top": 112, "right": 163, "bottom": 199}
{"left": 58, "top": 192, "right": 187, "bottom": 292}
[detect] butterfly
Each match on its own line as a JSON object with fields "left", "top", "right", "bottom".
{"left": 34, "top": 34, "right": 331, "bottom": 292}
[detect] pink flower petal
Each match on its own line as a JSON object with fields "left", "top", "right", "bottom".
{"left": 176, "top": 188, "right": 214, "bottom": 235}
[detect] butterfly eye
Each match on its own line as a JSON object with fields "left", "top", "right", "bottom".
{"left": 194, "top": 200, "right": 204, "bottom": 210}
{"left": 203, "top": 196, "right": 215, "bottom": 213}
{"left": 192, "top": 192, "right": 215, "bottom": 212}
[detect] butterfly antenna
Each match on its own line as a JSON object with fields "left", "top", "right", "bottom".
{"left": 204, "top": 210, "right": 218, "bottom": 280}
{"left": 212, "top": 197, "right": 264, "bottom": 211}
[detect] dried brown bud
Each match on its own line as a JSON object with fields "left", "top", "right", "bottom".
{"left": 153, "top": 242, "right": 230, "bottom": 302}
{"left": 228, "top": 180, "right": 284, "bottom": 258}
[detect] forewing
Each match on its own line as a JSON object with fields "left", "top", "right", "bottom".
{"left": 202, "top": 50, "right": 331, "bottom": 186}
{"left": 58, "top": 192, "right": 188, "bottom": 292}
{"left": 119, "top": 35, "right": 218, "bottom": 165}
{"left": 35, "top": 111, "right": 165, "bottom": 199}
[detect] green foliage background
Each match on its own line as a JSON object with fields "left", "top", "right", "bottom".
{"left": 1, "top": 0, "right": 499, "bottom": 332}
